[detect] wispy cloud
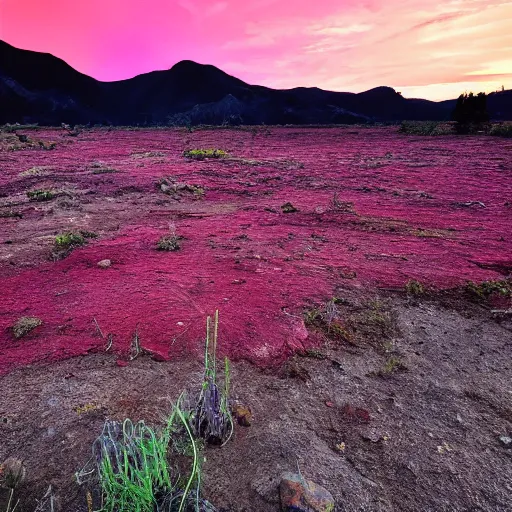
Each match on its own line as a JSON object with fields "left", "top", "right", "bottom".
{"left": 2, "top": 0, "right": 511, "bottom": 99}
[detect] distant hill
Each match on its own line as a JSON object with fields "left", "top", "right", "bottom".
{"left": 1, "top": 40, "right": 511, "bottom": 125}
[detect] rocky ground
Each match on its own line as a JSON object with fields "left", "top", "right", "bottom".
{"left": 0, "top": 126, "right": 511, "bottom": 510}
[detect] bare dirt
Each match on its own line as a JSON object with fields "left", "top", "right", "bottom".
{"left": 1, "top": 126, "right": 511, "bottom": 511}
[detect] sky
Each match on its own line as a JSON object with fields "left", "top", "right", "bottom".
{"left": 0, "top": 0, "right": 510, "bottom": 100}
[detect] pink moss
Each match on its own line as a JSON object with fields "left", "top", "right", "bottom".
{"left": 0, "top": 127, "right": 510, "bottom": 374}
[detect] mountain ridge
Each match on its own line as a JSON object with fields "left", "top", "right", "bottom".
{"left": 1, "top": 40, "right": 511, "bottom": 125}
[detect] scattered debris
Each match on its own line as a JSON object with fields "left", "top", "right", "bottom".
{"left": 455, "top": 201, "right": 486, "bottom": 208}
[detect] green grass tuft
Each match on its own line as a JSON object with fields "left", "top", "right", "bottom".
{"left": 157, "top": 235, "right": 182, "bottom": 251}
{"left": 27, "top": 189, "right": 55, "bottom": 201}
{"left": 183, "top": 149, "right": 228, "bottom": 160}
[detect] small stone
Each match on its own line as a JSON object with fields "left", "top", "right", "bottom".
{"left": 97, "top": 259, "right": 112, "bottom": 269}
{"left": 280, "top": 472, "right": 334, "bottom": 512}
{"left": 281, "top": 202, "right": 299, "bottom": 214}
{"left": 499, "top": 435, "right": 512, "bottom": 447}
{"left": 232, "top": 403, "right": 252, "bottom": 426}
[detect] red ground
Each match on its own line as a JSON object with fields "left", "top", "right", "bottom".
{"left": 1, "top": 127, "right": 511, "bottom": 375}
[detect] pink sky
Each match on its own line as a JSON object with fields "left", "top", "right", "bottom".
{"left": 1, "top": 0, "right": 510, "bottom": 100}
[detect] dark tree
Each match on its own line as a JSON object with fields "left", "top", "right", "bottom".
{"left": 451, "top": 92, "right": 489, "bottom": 124}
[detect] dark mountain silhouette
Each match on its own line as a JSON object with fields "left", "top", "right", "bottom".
{"left": 1, "top": 40, "right": 511, "bottom": 126}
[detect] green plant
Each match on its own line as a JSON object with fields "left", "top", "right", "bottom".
{"left": 157, "top": 235, "right": 182, "bottom": 251}
{"left": 54, "top": 231, "right": 97, "bottom": 255}
{"left": 466, "top": 279, "right": 511, "bottom": 298}
{"left": 27, "top": 189, "right": 55, "bottom": 201}
{"left": 55, "top": 232, "right": 85, "bottom": 249}
{"left": 192, "top": 311, "right": 234, "bottom": 446}
{"left": 76, "top": 398, "right": 215, "bottom": 512}
{"left": 0, "top": 457, "right": 25, "bottom": 512}
{"left": 379, "top": 356, "right": 406, "bottom": 376}
{"left": 183, "top": 149, "right": 227, "bottom": 160}
{"left": 405, "top": 279, "right": 425, "bottom": 295}
{"left": 488, "top": 123, "right": 512, "bottom": 138}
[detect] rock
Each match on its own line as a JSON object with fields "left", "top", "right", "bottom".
{"left": 499, "top": 435, "right": 512, "bottom": 447}
{"left": 281, "top": 202, "right": 298, "bottom": 213}
{"left": 12, "top": 316, "right": 42, "bottom": 339}
{"left": 97, "top": 259, "right": 112, "bottom": 268}
{"left": 232, "top": 403, "right": 252, "bottom": 426}
{"left": 280, "top": 472, "right": 334, "bottom": 512}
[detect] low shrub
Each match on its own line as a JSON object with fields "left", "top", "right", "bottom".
{"left": 157, "top": 234, "right": 182, "bottom": 251}
{"left": 488, "top": 123, "right": 512, "bottom": 138}
{"left": 27, "top": 189, "right": 55, "bottom": 201}
{"left": 183, "top": 149, "right": 227, "bottom": 160}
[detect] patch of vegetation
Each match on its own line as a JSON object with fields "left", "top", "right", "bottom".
{"left": 131, "top": 151, "right": 166, "bottom": 158}
{"left": 299, "top": 349, "right": 327, "bottom": 360}
{"left": 54, "top": 232, "right": 85, "bottom": 249}
{"left": 192, "top": 310, "right": 234, "bottom": 445}
{"left": 488, "top": 122, "right": 512, "bottom": 138}
{"left": 405, "top": 279, "right": 425, "bottom": 296}
{"left": 12, "top": 316, "right": 42, "bottom": 339}
{"left": 304, "top": 298, "right": 353, "bottom": 344}
{"left": 0, "top": 457, "right": 26, "bottom": 512}
{"left": 158, "top": 177, "right": 205, "bottom": 199}
{"left": 399, "top": 121, "right": 454, "bottom": 136}
{"left": 1, "top": 123, "right": 39, "bottom": 132}
{"left": 54, "top": 231, "right": 97, "bottom": 257}
{"left": 75, "top": 311, "right": 231, "bottom": 511}
{"left": 157, "top": 234, "right": 183, "bottom": 251}
{"left": 76, "top": 404, "right": 213, "bottom": 512}
{"left": 183, "top": 149, "right": 228, "bottom": 160}
{"left": 27, "top": 189, "right": 56, "bottom": 201}
{"left": 346, "top": 299, "right": 400, "bottom": 350}
{"left": 377, "top": 356, "right": 406, "bottom": 377}
{"left": 466, "top": 279, "right": 511, "bottom": 299}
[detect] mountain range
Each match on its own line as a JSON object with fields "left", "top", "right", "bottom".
{"left": 1, "top": 40, "right": 511, "bottom": 126}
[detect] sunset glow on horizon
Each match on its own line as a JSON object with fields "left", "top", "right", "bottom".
{"left": 1, "top": 0, "right": 510, "bottom": 100}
